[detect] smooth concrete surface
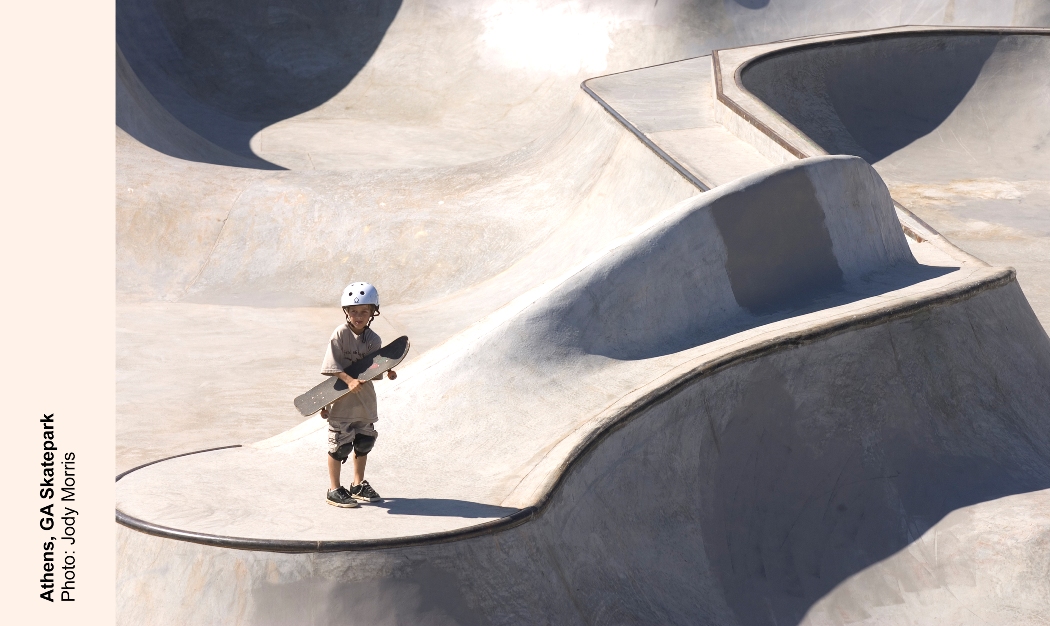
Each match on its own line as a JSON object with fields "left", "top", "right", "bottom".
{"left": 116, "top": 2, "right": 1050, "bottom": 624}
{"left": 117, "top": 279, "right": 1050, "bottom": 624}
{"left": 118, "top": 0, "right": 1040, "bottom": 172}
{"left": 584, "top": 56, "right": 773, "bottom": 187}
{"left": 723, "top": 27, "right": 1050, "bottom": 329}
{"left": 116, "top": 2, "right": 1047, "bottom": 470}
{"left": 116, "top": 92, "right": 700, "bottom": 473}
{"left": 117, "top": 156, "right": 967, "bottom": 541}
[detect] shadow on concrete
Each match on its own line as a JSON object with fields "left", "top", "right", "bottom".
{"left": 711, "top": 164, "right": 845, "bottom": 315}
{"left": 741, "top": 34, "right": 998, "bottom": 162}
{"left": 732, "top": 0, "right": 772, "bottom": 9}
{"left": 370, "top": 498, "right": 519, "bottom": 519}
{"left": 538, "top": 160, "right": 960, "bottom": 363}
{"left": 253, "top": 563, "right": 484, "bottom": 626}
{"left": 697, "top": 359, "right": 1050, "bottom": 625}
{"left": 116, "top": 0, "right": 402, "bottom": 168}
{"left": 580, "top": 260, "right": 957, "bottom": 362}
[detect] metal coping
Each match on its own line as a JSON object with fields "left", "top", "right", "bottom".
{"left": 115, "top": 267, "right": 1015, "bottom": 553}
{"left": 115, "top": 444, "right": 243, "bottom": 481}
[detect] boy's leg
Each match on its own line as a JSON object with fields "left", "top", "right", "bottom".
{"left": 348, "top": 434, "right": 382, "bottom": 502}
{"left": 326, "top": 418, "right": 354, "bottom": 491}
{"left": 328, "top": 454, "right": 342, "bottom": 491}
{"left": 352, "top": 452, "right": 367, "bottom": 486}
{"left": 325, "top": 446, "right": 358, "bottom": 508}
{"left": 350, "top": 433, "right": 376, "bottom": 486}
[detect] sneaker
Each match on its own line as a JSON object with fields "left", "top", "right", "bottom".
{"left": 350, "top": 480, "right": 382, "bottom": 502}
{"left": 326, "top": 486, "right": 360, "bottom": 508}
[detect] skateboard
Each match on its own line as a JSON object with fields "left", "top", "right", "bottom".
{"left": 293, "top": 336, "right": 410, "bottom": 417}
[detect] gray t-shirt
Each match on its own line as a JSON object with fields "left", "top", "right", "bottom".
{"left": 321, "top": 324, "right": 381, "bottom": 425}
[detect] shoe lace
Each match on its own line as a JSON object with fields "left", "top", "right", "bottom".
{"left": 359, "top": 481, "right": 378, "bottom": 497}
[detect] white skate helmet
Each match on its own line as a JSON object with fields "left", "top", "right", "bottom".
{"left": 341, "top": 282, "right": 380, "bottom": 309}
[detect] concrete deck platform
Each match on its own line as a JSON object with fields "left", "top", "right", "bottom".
{"left": 583, "top": 57, "right": 772, "bottom": 189}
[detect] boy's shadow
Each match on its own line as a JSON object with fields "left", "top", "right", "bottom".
{"left": 369, "top": 498, "right": 518, "bottom": 519}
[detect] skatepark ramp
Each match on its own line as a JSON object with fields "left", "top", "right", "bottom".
{"left": 117, "top": 156, "right": 1050, "bottom": 623}
{"left": 115, "top": 2, "right": 1050, "bottom": 624}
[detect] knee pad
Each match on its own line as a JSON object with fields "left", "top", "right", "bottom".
{"left": 353, "top": 434, "right": 376, "bottom": 457}
{"left": 328, "top": 442, "right": 354, "bottom": 464}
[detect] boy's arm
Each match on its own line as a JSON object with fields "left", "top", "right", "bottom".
{"left": 330, "top": 371, "right": 363, "bottom": 392}
{"left": 321, "top": 328, "right": 364, "bottom": 392}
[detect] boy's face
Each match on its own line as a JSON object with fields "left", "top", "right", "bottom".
{"left": 344, "top": 305, "right": 374, "bottom": 332}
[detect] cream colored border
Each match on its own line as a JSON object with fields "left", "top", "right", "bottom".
{"left": 1, "top": 3, "right": 115, "bottom": 623}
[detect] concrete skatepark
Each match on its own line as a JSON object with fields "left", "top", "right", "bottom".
{"left": 116, "top": 2, "right": 1050, "bottom": 624}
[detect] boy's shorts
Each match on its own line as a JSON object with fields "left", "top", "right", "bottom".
{"left": 327, "top": 419, "right": 377, "bottom": 462}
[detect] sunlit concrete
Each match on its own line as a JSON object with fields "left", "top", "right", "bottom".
{"left": 715, "top": 26, "right": 1050, "bottom": 328}
{"left": 116, "top": 2, "right": 1050, "bottom": 624}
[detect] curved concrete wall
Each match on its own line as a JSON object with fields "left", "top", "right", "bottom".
{"left": 117, "top": 0, "right": 1045, "bottom": 170}
{"left": 117, "top": 156, "right": 942, "bottom": 538}
{"left": 727, "top": 29, "right": 1050, "bottom": 332}
{"left": 117, "top": 48, "right": 260, "bottom": 168}
{"left": 117, "top": 277, "right": 1050, "bottom": 625}
{"left": 117, "top": 92, "right": 700, "bottom": 306}
{"left": 120, "top": 155, "right": 926, "bottom": 530}
{"left": 739, "top": 32, "right": 1050, "bottom": 179}
{"left": 114, "top": 157, "right": 1050, "bottom": 626}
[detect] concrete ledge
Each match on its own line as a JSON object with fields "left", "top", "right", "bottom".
{"left": 711, "top": 26, "right": 1050, "bottom": 164}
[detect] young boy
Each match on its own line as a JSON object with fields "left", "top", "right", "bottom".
{"left": 320, "top": 281, "right": 397, "bottom": 508}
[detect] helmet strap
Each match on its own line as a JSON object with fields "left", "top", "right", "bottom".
{"left": 364, "top": 306, "right": 379, "bottom": 336}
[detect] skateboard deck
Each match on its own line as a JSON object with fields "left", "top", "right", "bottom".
{"left": 293, "top": 336, "right": 410, "bottom": 417}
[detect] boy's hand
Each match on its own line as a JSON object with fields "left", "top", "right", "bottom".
{"left": 387, "top": 369, "right": 397, "bottom": 380}
{"left": 337, "top": 372, "right": 363, "bottom": 393}
{"left": 320, "top": 407, "right": 329, "bottom": 420}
